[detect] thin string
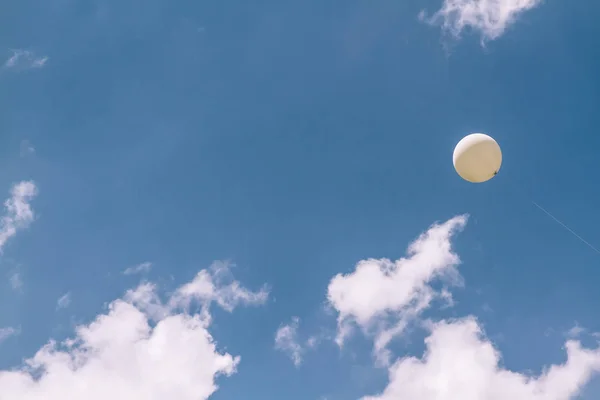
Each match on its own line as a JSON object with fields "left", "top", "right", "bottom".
{"left": 499, "top": 167, "right": 600, "bottom": 255}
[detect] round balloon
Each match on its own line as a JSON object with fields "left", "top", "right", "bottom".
{"left": 453, "top": 133, "right": 502, "bottom": 183}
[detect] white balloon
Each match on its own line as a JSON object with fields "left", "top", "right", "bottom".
{"left": 453, "top": 133, "right": 502, "bottom": 183}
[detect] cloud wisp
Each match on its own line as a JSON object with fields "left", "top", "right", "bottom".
{"left": 123, "top": 262, "right": 152, "bottom": 275}
{"left": 0, "top": 327, "right": 19, "bottom": 344}
{"left": 0, "top": 181, "right": 38, "bottom": 253}
{"left": 9, "top": 271, "right": 23, "bottom": 291}
{"left": 275, "top": 317, "right": 304, "bottom": 367}
{"left": 20, "top": 140, "right": 35, "bottom": 157}
{"left": 4, "top": 49, "right": 48, "bottom": 70}
{"left": 56, "top": 292, "right": 72, "bottom": 310}
{"left": 422, "top": 0, "right": 542, "bottom": 42}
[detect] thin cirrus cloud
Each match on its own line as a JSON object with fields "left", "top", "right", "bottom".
{"left": 56, "top": 292, "right": 72, "bottom": 310}
{"left": 274, "top": 318, "right": 329, "bottom": 366}
{"left": 275, "top": 317, "right": 304, "bottom": 367}
{"left": 123, "top": 261, "right": 152, "bottom": 275}
{"left": 0, "top": 262, "right": 269, "bottom": 400}
{"left": 0, "top": 181, "right": 38, "bottom": 253}
{"left": 19, "top": 140, "right": 35, "bottom": 157}
{"left": 3, "top": 49, "right": 48, "bottom": 70}
{"left": 422, "top": 0, "right": 542, "bottom": 41}
{"left": 9, "top": 272, "right": 23, "bottom": 291}
{"left": 0, "top": 327, "right": 19, "bottom": 344}
{"left": 0, "top": 182, "right": 37, "bottom": 341}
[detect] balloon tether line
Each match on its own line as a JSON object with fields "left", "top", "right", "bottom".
{"left": 529, "top": 200, "right": 600, "bottom": 255}
{"left": 500, "top": 168, "right": 600, "bottom": 255}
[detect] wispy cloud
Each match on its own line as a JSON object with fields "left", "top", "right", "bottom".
{"left": 0, "top": 327, "right": 19, "bottom": 344}
{"left": 421, "top": 0, "right": 542, "bottom": 42}
{"left": 0, "top": 181, "right": 38, "bottom": 252}
{"left": 167, "top": 261, "right": 269, "bottom": 314}
{"left": 566, "top": 322, "right": 586, "bottom": 339}
{"left": 9, "top": 271, "right": 23, "bottom": 291}
{"left": 56, "top": 292, "right": 72, "bottom": 310}
{"left": 4, "top": 49, "right": 48, "bottom": 70}
{"left": 20, "top": 140, "right": 35, "bottom": 157}
{"left": 275, "top": 317, "right": 304, "bottom": 367}
{"left": 123, "top": 261, "right": 152, "bottom": 275}
{"left": 125, "top": 261, "right": 270, "bottom": 323}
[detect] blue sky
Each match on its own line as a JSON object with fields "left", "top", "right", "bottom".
{"left": 1, "top": 0, "right": 600, "bottom": 399}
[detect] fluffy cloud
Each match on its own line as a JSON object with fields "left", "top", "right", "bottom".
{"left": 327, "top": 215, "right": 467, "bottom": 365}
{"left": 0, "top": 263, "right": 268, "bottom": 400}
{"left": 275, "top": 317, "right": 304, "bottom": 367}
{"left": 364, "top": 317, "right": 600, "bottom": 400}
{"left": 423, "top": 0, "right": 542, "bottom": 41}
{"left": 325, "top": 215, "right": 600, "bottom": 399}
{"left": 4, "top": 49, "right": 48, "bottom": 70}
{"left": 0, "top": 181, "right": 38, "bottom": 252}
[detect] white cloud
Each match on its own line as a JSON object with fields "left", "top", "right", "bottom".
{"left": 363, "top": 316, "right": 600, "bottom": 400}
{"left": 0, "top": 327, "right": 19, "bottom": 344}
{"left": 566, "top": 323, "right": 587, "bottom": 339}
{"left": 123, "top": 262, "right": 152, "bottom": 275}
{"left": 20, "top": 140, "right": 35, "bottom": 157}
{"left": 422, "top": 0, "right": 542, "bottom": 41}
{"left": 306, "top": 334, "right": 323, "bottom": 349}
{"left": 0, "top": 262, "right": 268, "bottom": 400}
{"left": 275, "top": 317, "right": 304, "bottom": 367}
{"left": 168, "top": 261, "right": 269, "bottom": 314}
{"left": 327, "top": 215, "right": 467, "bottom": 365}
{"left": 9, "top": 271, "right": 23, "bottom": 291}
{"left": 4, "top": 49, "right": 48, "bottom": 70}
{"left": 56, "top": 292, "right": 72, "bottom": 310}
{"left": 322, "top": 215, "right": 600, "bottom": 399}
{"left": 0, "top": 181, "right": 38, "bottom": 252}
{"left": 125, "top": 262, "right": 269, "bottom": 324}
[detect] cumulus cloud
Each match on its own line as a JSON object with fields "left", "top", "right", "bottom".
{"left": 123, "top": 261, "right": 152, "bottom": 275}
{"left": 275, "top": 317, "right": 304, "bottom": 367}
{"left": 363, "top": 317, "right": 600, "bottom": 400}
{"left": 323, "top": 215, "right": 600, "bottom": 399}
{"left": 56, "top": 292, "right": 72, "bottom": 310}
{"left": 327, "top": 215, "right": 467, "bottom": 365}
{"left": 0, "top": 262, "right": 268, "bottom": 400}
{"left": 422, "top": 0, "right": 542, "bottom": 41}
{"left": 4, "top": 49, "right": 48, "bottom": 70}
{"left": 0, "top": 181, "right": 38, "bottom": 252}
